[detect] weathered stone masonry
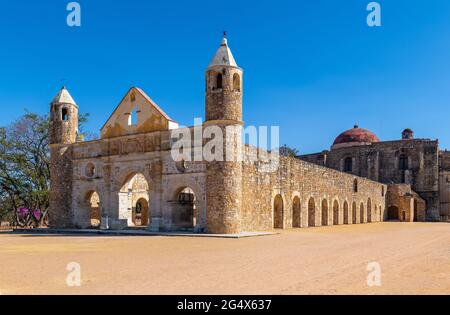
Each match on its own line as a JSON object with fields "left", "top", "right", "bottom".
{"left": 240, "top": 148, "right": 386, "bottom": 232}
{"left": 49, "top": 36, "right": 435, "bottom": 234}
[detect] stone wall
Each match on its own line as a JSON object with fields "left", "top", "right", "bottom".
{"left": 49, "top": 145, "right": 74, "bottom": 228}
{"left": 439, "top": 151, "right": 450, "bottom": 221}
{"left": 69, "top": 128, "right": 207, "bottom": 231}
{"left": 240, "top": 146, "right": 387, "bottom": 232}
{"left": 299, "top": 139, "right": 440, "bottom": 221}
{"left": 386, "top": 184, "right": 426, "bottom": 222}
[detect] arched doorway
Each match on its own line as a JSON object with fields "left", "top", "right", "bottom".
{"left": 352, "top": 202, "right": 357, "bottom": 224}
{"left": 86, "top": 191, "right": 101, "bottom": 228}
{"left": 273, "top": 195, "right": 284, "bottom": 229}
{"left": 292, "top": 197, "right": 301, "bottom": 228}
{"left": 321, "top": 199, "right": 329, "bottom": 226}
{"left": 119, "top": 173, "right": 150, "bottom": 227}
{"left": 134, "top": 198, "right": 150, "bottom": 226}
{"left": 333, "top": 200, "right": 340, "bottom": 225}
{"left": 367, "top": 198, "right": 372, "bottom": 223}
{"left": 173, "top": 187, "right": 197, "bottom": 230}
{"left": 308, "top": 198, "right": 316, "bottom": 227}
{"left": 343, "top": 201, "right": 349, "bottom": 224}
{"left": 388, "top": 206, "right": 399, "bottom": 220}
{"left": 360, "top": 203, "right": 365, "bottom": 224}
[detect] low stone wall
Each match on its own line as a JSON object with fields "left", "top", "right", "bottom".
{"left": 386, "top": 184, "right": 426, "bottom": 222}
{"left": 240, "top": 147, "right": 387, "bottom": 231}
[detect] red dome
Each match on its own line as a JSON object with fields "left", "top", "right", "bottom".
{"left": 333, "top": 125, "right": 380, "bottom": 147}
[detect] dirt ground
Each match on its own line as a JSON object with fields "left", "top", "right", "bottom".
{"left": 0, "top": 222, "right": 449, "bottom": 295}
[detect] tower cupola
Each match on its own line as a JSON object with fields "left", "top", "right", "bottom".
{"left": 50, "top": 86, "right": 79, "bottom": 145}
{"left": 205, "top": 35, "right": 243, "bottom": 123}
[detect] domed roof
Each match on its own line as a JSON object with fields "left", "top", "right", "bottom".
{"left": 51, "top": 86, "right": 77, "bottom": 106}
{"left": 332, "top": 125, "right": 380, "bottom": 149}
{"left": 207, "top": 36, "right": 238, "bottom": 69}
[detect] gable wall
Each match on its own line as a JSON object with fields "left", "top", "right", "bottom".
{"left": 101, "top": 89, "right": 171, "bottom": 139}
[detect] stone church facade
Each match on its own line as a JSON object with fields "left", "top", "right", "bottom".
{"left": 49, "top": 37, "right": 438, "bottom": 234}
{"left": 299, "top": 126, "right": 450, "bottom": 222}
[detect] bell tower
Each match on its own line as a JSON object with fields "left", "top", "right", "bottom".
{"left": 205, "top": 35, "right": 244, "bottom": 234}
{"left": 205, "top": 36, "right": 243, "bottom": 123}
{"left": 49, "top": 86, "right": 78, "bottom": 228}
{"left": 50, "top": 86, "right": 79, "bottom": 145}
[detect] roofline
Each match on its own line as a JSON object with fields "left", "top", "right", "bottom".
{"left": 100, "top": 87, "right": 177, "bottom": 132}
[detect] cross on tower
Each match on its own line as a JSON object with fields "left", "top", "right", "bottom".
{"left": 60, "top": 78, "right": 68, "bottom": 89}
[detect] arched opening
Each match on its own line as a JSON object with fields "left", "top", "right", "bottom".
{"left": 233, "top": 73, "right": 241, "bottom": 92}
{"left": 321, "top": 199, "right": 329, "bottom": 226}
{"left": 173, "top": 187, "right": 197, "bottom": 230}
{"left": 216, "top": 73, "right": 223, "bottom": 89}
{"left": 343, "top": 201, "right": 350, "bottom": 224}
{"left": 61, "top": 108, "right": 69, "bottom": 121}
{"left": 388, "top": 206, "right": 399, "bottom": 220}
{"left": 353, "top": 179, "right": 358, "bottom": 193}
{"left": 308, "top": 198, "right": 316, "bottom": 227}
{"left": 344, "top": 157, "right": 353, "bottom": 172}
{"left": 333, "top": 200, "right": 340, "bottom": 225}
{"left": 292, "top": 196, "right": 301, "bottom": 228}
{"left": 273, "top": 195, "right": 284, "bottom": 229}
{"left": 134, "top": 198, "right": 150, "bottom": 227}
{"left": 367, "top": 198, "right": 372, "bottom": 223}
{"left": 86, "top": 191, "right": 101, "bottom": 228}
{"left": 360, "top": 203, "right": 365, "bottom": 223}
{"left": 119, "top": 173, "right": 150, "bottom": 227}
{"left": 352, "top": 202, "right": 357, "bottom": 224}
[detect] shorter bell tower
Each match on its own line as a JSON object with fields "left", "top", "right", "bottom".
{"left": 49, "top": 86, "right": 79, "bottom": 228}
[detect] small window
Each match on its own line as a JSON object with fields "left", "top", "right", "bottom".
{"left": 233, "top": 73, "right": 241, "bottom": 92}
{"left": 344, "top": 157, "right": 353, "bottom": 172}
{"left": 381, "top": 186, "right": 385, "bottom": 197}
{"left": 62, "top": 108, "right": 69, "bottom": 121}
{"left": 216, "top": 73, "right": 223, "bottom": 89}
{"left": 353, "top": 179, "right": 358, "bottom": 193}
{"left": 128, "top": 108, "right": 137, "bottom": 126}
{"left": 399, "top": 154, "right": 408, "bottom": 170}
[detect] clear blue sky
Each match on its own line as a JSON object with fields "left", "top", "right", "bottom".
{"left": 0, "top": 0, "right": 449, "bottom": 153}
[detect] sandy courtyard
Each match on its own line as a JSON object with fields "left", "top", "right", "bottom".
{"left": 0, "top": 222, "right": 449, "bottom": 295}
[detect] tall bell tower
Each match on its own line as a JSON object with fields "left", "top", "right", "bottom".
{"left": 204, "top": 35, "right": 244, "bottom": 234}
{"left": 49, "top": 86, "right": 78, "bottom": 228}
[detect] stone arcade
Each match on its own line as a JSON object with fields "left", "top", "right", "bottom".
{"left": 49, "top": 36, "right": 444, "bottom": 234}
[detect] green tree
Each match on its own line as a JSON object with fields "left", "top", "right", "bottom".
{"left": 279, "top": 144, "right": 299, "bottom": 158}
{"left": 0, "top": 111, "right": 91, "bottom": 227}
